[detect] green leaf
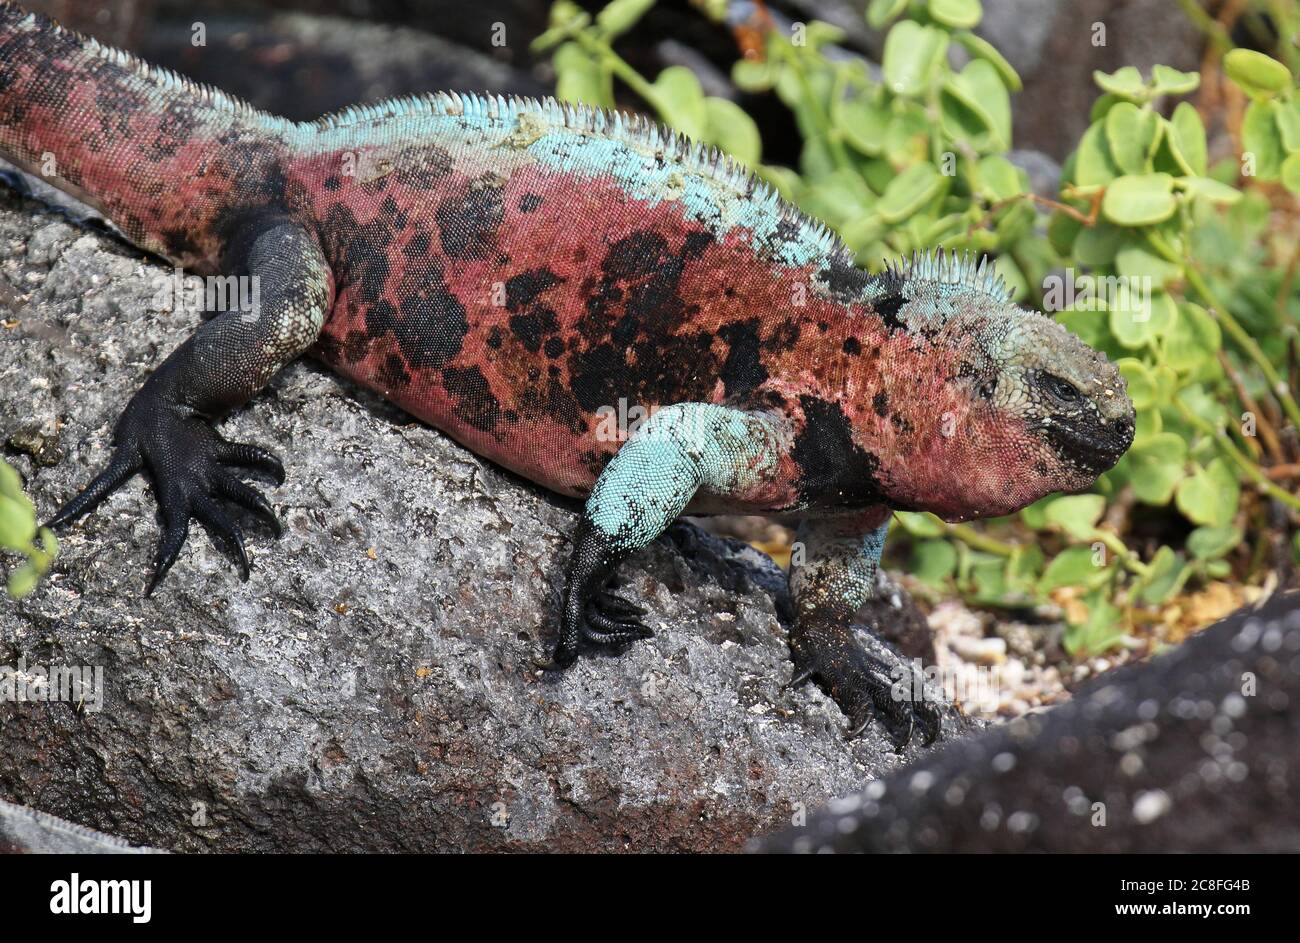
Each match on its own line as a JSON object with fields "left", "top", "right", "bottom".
{"left": 553, "top": 42, "right": 609, "bottom": 107}
{"left": 1176, "top": 175, "right": 1243, "bottom": 204}
{"left": 1224, "top": 48, "right": 1292, "bottom": 99}
{"left": 1102, "top": 173, "right": 1177, "bottom": 226}
{"left": 1115, "top": 244, "right": 1181, "bottom": 288}
{"left": 1275, "top": 99, "right": 1300, "bottom": 151}
{"left": 0, "top": 494, "right": 37, "bottom": 549}
{"left": 974, "top": 154, "right": 1023, "bottom": 200}
{"left": 1105, "top": 102, "right": 1159, "bottom": 175}
{"left": 943, "top": 59, "right": 1011, "bottom": 149}
{"left": 1282, "top": 152, "right": 1300, "bottom": 197}
{"left": 1073, "top": 122, "right": 1121, "bottom": 189}
{"left": 1042, "top": 494, "right": 1106, "bottom": 540}
{"left": 1175, "top": 458, "right": 1239, "bottom": 528}
{"left": 1242, "top": 100, "right": 1285, "bottom": 181}
{"left": 595, "top": 0, "right": 656, "bottom": 38}
{"left": 732, "top": 58, "right": 776, "bottom": 93}
{"left": 1166, "top": 102, "right": 1207, "bottom": 176}
{"left": 1093, "top": 66, "right": 1148, "bottom": 102}
{"left": 834, "top": 97, "right": 890, "bottom": 156}
{"left": 951, "top": 30, "right": 1022, "bottom": 91}
{"left": 703, "top": 97, "right": 761, "bottom": 165}
{"left": 1118, "top": 358, "right": 1156, "bottom": 410}
{"left": 1109, "top": 289, "right": 1176, "bottom": 348}
{"left": 1164, "top": 302, "right": 1222, "bottom": 373}
{"left": 877, "top": 162, "right": 947, "bottom": 223}
{"left": 6, "top": 563, "right": 38, "bottom": 599}
{"left": 1136, "top": 545, "right": 1188, "bottom": 604}
{"left": 894, "top": 511, "right": 946, "bottom": 537}
{"left": 1127, "top": 432, "right": 1187, "bottom": 505}
{"left": 866, "top": 0, "right": 909, "bottom": 29}
{"left": 1039, "top": 546, "right": 1111, "bottom": 592}
{"left": 652, "top": 66, "right": 708, "bottom": 139}
{"left": 1071, "top": 220, "right": 1125, "bottom": 265}
{"left": 1150, "top": 64, "right": 1200, "bottom": 97}
{"left": 1064, "top": 590, "right": 1126, "bottom": 657}
{"left": 883, "top": 22, "right": 948, "bottom": 97}
{"left": 911, "top": 539, "right": 958, "bottom": 584}
{"left": 929, "top": 0, "right": 982, "bottom": 29}
{"left": 0, "top": 460, "right": 22, "bottom": 500}
{"left": 1187, "top": 525, "right": 1243, "bottom": 561}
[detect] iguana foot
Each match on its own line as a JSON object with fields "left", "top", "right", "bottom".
{"left": 790, "top": 630, "right": 942, "bottom": 750}
{"left": 48, "top": 387, "right": 284, "bottom": 595}
{"left": 550, "top": 585, "right": 654, "bottom": 669}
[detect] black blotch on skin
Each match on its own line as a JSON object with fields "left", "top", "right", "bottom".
{"left": 843, "top": 337, "right": 861, "bottom": 356}
{"left": 819, "top": 256, "right": 872, "bottom": 301}
{"left": 161, "top": 226, "right": 199, "bottom": 259}
{"left": 519, "top": 193, "right": 543, "bottom": 213}
{"left": 872, "top": 391, "right": 889, "bottom": 417}
{"left": 544, "top": 337, "right": 565, "bottom": 358}
{"left": 791, "top": 396, "right": 886, "bottom": 508}
{"left": 487, "top": 327, "right": 503, "bottom": 349}
{"left": 505, "top": 268, "right": 563, "bottom": 311}
{"left": 324, "top": 176, "right": 342, "bottom": 191}
{"left": 364, "top": 266, "right": 469, "bottom": 370}
{"left": 395, "top": 144, "right": 454, "bottom": 189}
{"left": 873, "top": 293, "right": 908, "bottom": 332}
{"left": 509, "top": 307, "right": 559, "bottom": 353}
{"left": 718, "top": 319, "right": 768, "bottom": 398}
{"left": 442, "top": 365, "right": 500, "bottom": 432}
{"left": 379, "top": 352, "right": 411, "bottom": 388}
{"left": 404, "top": 230, "right": 432, "bottom": 259}
{"left": 602, "top": 231, "right": 668, "bottom": 280}
{"left": 436, "top": 175, "right": 504, "bottom": 260}
{"left": 344, "top": 329, "right": 369, "bottom": 364}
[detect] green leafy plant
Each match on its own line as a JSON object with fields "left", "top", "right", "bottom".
{"left": 0, "top": 458, "right": 56, "bottom": 598}
{"left": 535, "top": 0, "right": 1300, "bottom": 657}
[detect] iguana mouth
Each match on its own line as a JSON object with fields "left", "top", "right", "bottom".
{"left": 1039, "top": 414, "right": 1135, "bottom": 476}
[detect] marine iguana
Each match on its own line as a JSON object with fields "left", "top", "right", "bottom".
{"left": 0, "top": 2, "right": 1134, "bottom": 745}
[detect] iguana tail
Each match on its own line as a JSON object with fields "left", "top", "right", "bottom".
{"left": 0, "top": 1, "right": 290, "bottom": 270}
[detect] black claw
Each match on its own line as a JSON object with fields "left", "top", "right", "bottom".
{"left": 218, "top": 442, "right": 285, "bottom": 484}
{"left": 146, "top": 516, "right": 190, "bottom": 597}
{"left": 46, "top": 452, "right": 141, "bottom": 528}
{"left": 194, "top": 496, "right": 250, "bottom": 581}
{"left": 213, "top": 472, "right": 282, "bottom": 537}
{"left": 592, "top": 590, "right": 646, "bottom": 619}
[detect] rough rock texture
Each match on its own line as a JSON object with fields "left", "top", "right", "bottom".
{"left": 0, "top": 187, "right": 959, "bottom": 852}
{"left": 754, "top": 591, "right": 1300, "bottom": 853}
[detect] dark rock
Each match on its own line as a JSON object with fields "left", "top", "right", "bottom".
{"left": 753, "top": 591, "right": 1300, "bottom": 852}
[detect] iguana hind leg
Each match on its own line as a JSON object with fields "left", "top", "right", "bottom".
{"left": 48, "top": 219, "right": 334, "bottom": 593}
{"left": 789, "top": 512, "right": 943, "bottom": 748}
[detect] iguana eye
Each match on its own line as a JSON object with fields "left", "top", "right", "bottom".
{"left": 1039, "top": 372, "right": 1083, "bottom": 404}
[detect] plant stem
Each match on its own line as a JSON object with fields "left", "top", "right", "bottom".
{"left": 1182, "top": 263, "right": 1300, "bottom": 433}
{"left": 1176, "top": 401, "right": 1300, "bottom": 512}
{"left": 1174, "top": 0, "right": 1235, "bottom": 54}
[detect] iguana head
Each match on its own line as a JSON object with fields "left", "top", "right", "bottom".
{"left": 861, "top": 251, "right": 1135, "bottom": 521}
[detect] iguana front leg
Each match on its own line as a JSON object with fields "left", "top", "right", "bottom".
{"left": 48, "top": 219, "right": 334, "bottom": 593}
{"left": 553, "top": 402, "right": 789, "bottom": 664}
{"left": 789, "top": 513, "right": 942, "bottom": 748}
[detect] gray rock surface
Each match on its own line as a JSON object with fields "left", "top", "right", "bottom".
{"left": 0, "top": 186, "right": 953, "bottom": 852}
{"left": 755, "top": 591, "right": 1300, "bottom": 852}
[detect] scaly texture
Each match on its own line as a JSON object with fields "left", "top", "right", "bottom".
{"left": 0, "top": 3, "right": 1134, "bottom": 743}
